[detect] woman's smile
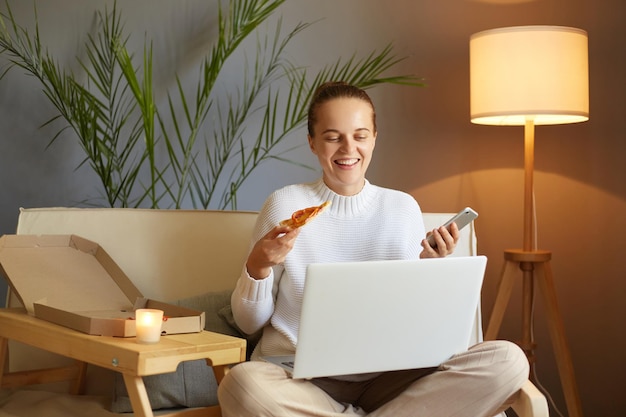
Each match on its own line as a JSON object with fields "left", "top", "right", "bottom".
{"left": 335, "top": 158, "right": 360, "bottom": 167}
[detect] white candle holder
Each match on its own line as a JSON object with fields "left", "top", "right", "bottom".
{"left": 135, "top": 308, "right": 164, "bottom": 344}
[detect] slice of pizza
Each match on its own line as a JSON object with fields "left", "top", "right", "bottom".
{"left": 279, "top": 201, "right": 332, "bottom": 228}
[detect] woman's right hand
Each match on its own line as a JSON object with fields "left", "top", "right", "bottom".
{"left": 246, "top": 225, "right": 301, "bottom": 280}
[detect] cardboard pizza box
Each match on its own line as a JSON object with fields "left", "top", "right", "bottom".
{"left": 0, "top": 234, "right": 205, "bottom": 337}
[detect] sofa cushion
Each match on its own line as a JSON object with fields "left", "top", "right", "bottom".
{"left": 110, "top": 290, "right": 241, "bottom": 412}
{"left": 110, "top": 359, "right": 219, "bottom": 412}
{"left": 171, "top": 290, "right": 242, "bottom": 338}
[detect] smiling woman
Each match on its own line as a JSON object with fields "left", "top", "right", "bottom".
{"left": 1, "top": 1, "right": 622, "bottom": 416}
{"left": 219, "top": 81, "right": 529, "bottom": 417}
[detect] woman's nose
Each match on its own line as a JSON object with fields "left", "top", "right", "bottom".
{"left": 340, "top": 137, "right": 357, "bottom": 153}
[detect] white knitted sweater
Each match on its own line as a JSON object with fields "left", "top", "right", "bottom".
{"left": 231, "top": 178, "right": 426, "bottom": 361}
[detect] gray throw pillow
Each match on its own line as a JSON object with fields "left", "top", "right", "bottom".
{"left": 110, "top": 359, "right": 219, "bottom": 412}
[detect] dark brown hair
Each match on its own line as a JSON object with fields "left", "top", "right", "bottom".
{"left": 307, "top": 81, "right": 376, "bottom": 136}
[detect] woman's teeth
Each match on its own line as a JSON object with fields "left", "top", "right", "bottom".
{"left": 336, "top": 159, "right": 358, "bottom": 166}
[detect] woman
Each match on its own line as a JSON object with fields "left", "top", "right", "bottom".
{"left": 217, "top": 82, "right": 528, "bottom": 417}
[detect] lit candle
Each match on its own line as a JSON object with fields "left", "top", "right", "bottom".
{"left": 135, "top": 309, "right": 164, "bottom": 344}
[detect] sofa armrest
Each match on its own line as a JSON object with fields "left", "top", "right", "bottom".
{"left": 511, "top": 380, "right": 549, "bottom": 417}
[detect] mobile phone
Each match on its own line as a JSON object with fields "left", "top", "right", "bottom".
{"left": 426, "top": 207, "right": 479, "bottom": 247}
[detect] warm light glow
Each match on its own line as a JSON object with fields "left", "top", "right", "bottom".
{"left": 470, "top": 26, "right": 589, "bottom": 126}
{"left": 135, "top": 308, "right": 164, "bottom": 344}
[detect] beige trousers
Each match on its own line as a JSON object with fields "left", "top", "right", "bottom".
{"left": 217, "top": 340, "right": 529, "bottom": 417}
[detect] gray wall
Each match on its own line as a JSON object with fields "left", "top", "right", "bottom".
{"left": 1, "top": 1, "right": 625, "bottom": 416}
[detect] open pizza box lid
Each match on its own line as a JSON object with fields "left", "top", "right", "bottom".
{"left": 0, "top": 234, "right": 205, "bottom": 337}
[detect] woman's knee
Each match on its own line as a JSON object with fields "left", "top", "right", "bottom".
{"left": 218, "top": 361, "right": 298, "bottom": 416}
{"left": 219, "top": 361, "right": 269, "bottom": 397}
{"left": 446, "top": 340, "right": 529, "bottom": 389}
{"left": 477, "top": 340, "right": 529, "bottom": 388}
{"left": 218, "top": 362, "right": 269, "bottom": 415}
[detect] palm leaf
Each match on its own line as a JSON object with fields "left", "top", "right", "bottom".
{"left": 0, "top": 0, "right": 423, "bottom": 210}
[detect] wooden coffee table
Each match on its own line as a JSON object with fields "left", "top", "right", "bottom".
{"left": 0, "top": 308, "right": 246, "bottom": 417}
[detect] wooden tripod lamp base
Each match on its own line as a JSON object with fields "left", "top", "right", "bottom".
{"left": 485, "top": 249, "right": 584, "bottom": 417}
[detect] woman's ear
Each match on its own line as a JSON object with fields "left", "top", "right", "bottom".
{"left": 308, "top": 135, "right": 317, "bottom": 154}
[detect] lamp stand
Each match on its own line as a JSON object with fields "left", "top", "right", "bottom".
{"left": 484, "top": 120, "right": 584, "bottom": 417}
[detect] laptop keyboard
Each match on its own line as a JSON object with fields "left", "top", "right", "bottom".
{"left": 281, "top": 361, "right": 295, "bottom": 369}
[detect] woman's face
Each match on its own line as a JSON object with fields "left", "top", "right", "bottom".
{"left": 308, "top": 97, "right": 377, "bottom": 196}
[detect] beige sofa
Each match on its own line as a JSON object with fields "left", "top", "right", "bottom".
{"left": 0, "top": 207, "right": 548, "bottom": 416}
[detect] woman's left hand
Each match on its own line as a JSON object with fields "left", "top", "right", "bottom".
{"left": 420, "top": 222, "right": 460, "bottom": 258}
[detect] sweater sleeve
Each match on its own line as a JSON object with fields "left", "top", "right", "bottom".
{"left": 229, "top": 191, "right": 289, "bottom": 335}
{"left": 230, "top": 266, "right": 276, "bottom": 335}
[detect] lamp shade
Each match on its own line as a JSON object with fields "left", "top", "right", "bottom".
{"left": 470, "top": 25, "right": 589, "bottom": 126}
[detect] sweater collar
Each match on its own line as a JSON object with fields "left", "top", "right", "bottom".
{"left": 311, "top": 178, "right": 377, "bottom": 218}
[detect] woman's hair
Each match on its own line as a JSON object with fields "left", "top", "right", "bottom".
{"left": 307, "top": 81, "right": 376, "bottom": 136}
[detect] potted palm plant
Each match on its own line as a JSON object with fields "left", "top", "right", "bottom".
{"left": 0, "top": 0, "right": 422, "bottom": 209}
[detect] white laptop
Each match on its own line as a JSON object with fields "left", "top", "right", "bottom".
{"left": 262, "top": 256, "right": 487, "bottom": 379}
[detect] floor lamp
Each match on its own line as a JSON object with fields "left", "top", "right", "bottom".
{"left": 469, "top": 26, "right": 588, "bottom": 417}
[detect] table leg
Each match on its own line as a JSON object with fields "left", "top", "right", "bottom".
{"left": 69, "top": 361, "right": 88, "bottom": 395}
{"left": 122, "top": 373, "right": 154, "bottom": 417}
{"left": 211, "top": 364, "right": 230, "bottom": 384}
{"left": 0, "top": 336, "right": 8, "bottom": 386}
